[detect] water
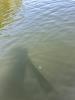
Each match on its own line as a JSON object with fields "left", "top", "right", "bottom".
{"left": 0, "top": 0, "right": 75, "bottom": 99}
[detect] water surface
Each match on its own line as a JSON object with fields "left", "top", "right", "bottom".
{"left": 0, "top": 0, "right": 75, "bottom": 100}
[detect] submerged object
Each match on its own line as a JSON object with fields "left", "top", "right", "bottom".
{"left": 0, "top": 46, "right": 56, "bottom": 100}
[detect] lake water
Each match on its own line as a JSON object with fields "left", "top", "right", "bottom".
{"left": 0, "top": 0, "right": 75, "bottom": 100}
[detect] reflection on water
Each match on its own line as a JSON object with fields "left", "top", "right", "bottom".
{"left": 0, "top": 0, "right": 21, "bottom": 28}
{"left": 0, "top": 0, "right": 75, "bottom": 100}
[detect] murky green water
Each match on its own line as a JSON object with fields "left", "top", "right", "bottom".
{"left": 0, "top": 0, "right": 75, "bottom": 100}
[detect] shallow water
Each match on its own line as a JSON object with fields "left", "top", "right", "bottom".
{"left": 0, "top": 0, "right": 75, "bottom": 100}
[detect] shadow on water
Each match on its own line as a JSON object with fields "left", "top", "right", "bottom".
{"left": 0, "top": 0, "right": 21, "bottom": 28}
{"left": 0, "top": 46, "right": 58, "bottom": 100}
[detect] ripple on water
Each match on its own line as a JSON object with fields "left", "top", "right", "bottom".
{"left": 0, "top": 0, "right": 22, "bottom": 29}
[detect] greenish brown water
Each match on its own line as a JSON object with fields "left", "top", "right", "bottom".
{"left": 0, "top": 0, "right": 75, "bottom": 100}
